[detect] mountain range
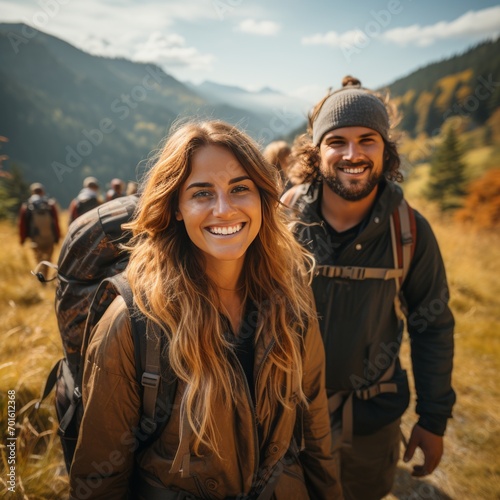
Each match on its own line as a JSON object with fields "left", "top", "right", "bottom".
{"left": 0, "top": 23, "right": 499, "bottom": 206}
{"left": 0, "top": 23, "right": 307, "bottom": 205}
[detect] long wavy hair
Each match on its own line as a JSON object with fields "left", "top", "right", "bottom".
{"left": 125, "top": 120, "right": 315, "bottom": 456}
{"left": 288, "top": 76, "right": 403, "bottom": 185}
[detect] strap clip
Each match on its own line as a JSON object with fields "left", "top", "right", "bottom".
{"left": 342, "top": 266, "right": 366, "bottom": 280}
{"left": 356, "top": 385, "right": 380, "bottom": 400}
{"left": 73, "top": 386, "right": 82, "bottom": 401}
{"left": 141, "top": 372, "right": 160, "bottom": 389}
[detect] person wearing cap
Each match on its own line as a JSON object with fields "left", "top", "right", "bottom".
{"left": 105, "top": 178, "right": 124, "bottom": 201}
{"left": 19, "top": 182, "right": 61, "bottom": 279}
{"left": 283, "top": 76, "right": 455, "bottom": 499}
{"left": 68, "top": 176, "right": 102, "bottom": 225}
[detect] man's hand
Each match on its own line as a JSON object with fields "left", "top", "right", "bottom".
{"left": 403, "top": 424, "right": 443, "bottom": 477}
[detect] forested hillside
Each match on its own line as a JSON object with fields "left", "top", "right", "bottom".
{"left": 0, "top": 24, "right": 276, "bottom": 205}
{"left": 387, "top": 38, "right": 500, "bottom": 137}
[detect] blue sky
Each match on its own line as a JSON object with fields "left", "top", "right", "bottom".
{"left": 1, "top": 0, "right": 500, "bottom": 103}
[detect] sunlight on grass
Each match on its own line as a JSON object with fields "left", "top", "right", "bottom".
{"left": 390, "top": 190, "right": 500, "bottom": 500}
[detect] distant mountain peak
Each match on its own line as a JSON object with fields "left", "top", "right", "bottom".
{"left": 258, "top": 86, "right": 280, "bottom": 95}
{"left": 198, "top": 80, "right": 249, "bottom": 94}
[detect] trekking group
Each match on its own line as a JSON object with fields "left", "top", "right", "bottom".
{"left": 29, "top": 77, "right": 455, "bottom": 499}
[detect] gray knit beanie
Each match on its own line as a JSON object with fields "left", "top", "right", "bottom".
{"left": 312, "top": 86, "right": 390, "bottom": 146}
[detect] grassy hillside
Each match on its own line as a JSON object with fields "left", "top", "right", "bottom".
{"left": 0, "top": 200, "right": 499, "bottom": 498}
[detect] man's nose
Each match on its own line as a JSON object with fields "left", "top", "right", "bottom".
{"left": 343, "top": 141, "right": 363, "bottom": 161}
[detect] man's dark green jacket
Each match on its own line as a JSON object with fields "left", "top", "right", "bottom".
{"left": 291, "top": 180, "right": 456, "bottom": 436}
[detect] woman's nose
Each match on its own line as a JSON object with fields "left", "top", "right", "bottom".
{"left": 213, "top": 193, "right": 237, "bottom": 217}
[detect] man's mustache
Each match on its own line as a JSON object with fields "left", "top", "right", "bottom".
{"left": 336, "top": 160, "right": 374, "bottom": 169}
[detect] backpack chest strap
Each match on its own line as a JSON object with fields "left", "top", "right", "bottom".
{"left": 316, "top": 265, "right": 403, "bottom": 281}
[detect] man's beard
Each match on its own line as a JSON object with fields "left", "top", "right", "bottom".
{"left": 321, "top": 160, "right": 383, "bottom": 201}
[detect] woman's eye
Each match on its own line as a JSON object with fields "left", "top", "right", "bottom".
{"left": 232, "top": 185, "right": 250, "bottom": 194}
{"left": 193, "top": 190, "right": 212, "bottom": 198}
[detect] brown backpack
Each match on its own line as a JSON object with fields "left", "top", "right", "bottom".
{"left": 36, "top": 195, "right": 176, "bottom": 471}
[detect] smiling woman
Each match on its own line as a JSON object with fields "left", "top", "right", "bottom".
{"left": 176, "top": 144, "right": 262, "bottom": 275}
{"left": 68, "top": 120, "right": 341, "bottom": 499}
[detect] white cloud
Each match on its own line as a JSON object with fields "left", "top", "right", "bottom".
{"left": 301, "top": 6, "right": 500, "bottom": 50}
{"left": 81, "top": 32, "right": 214, "bottom": 71}
{"left": 236, "top": 19, "right": 281, "bottom": 36}
{"left": 383, "top": 6, "right": 500, "bottom": 46}
{"left": 0, "top": 0, "right": 216, "bottom": 71}
{"left": 131, "top": 31, "right": 215, "bottom": 70}
{"left": 302, "top": 29, "right": 368, "bottom": 48}
{"left": 83, "top": 36, "right": 117, "bottom": 57}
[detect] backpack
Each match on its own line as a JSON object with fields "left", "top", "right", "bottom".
{"left": 288, "top": 184, "right": 417, "bottom": 446}
{"left": 71, "top": 190, "right": 100, "bottom": 221}
{"left": 26, "top": 196, "right": 55, "bottom": 244}
{"left": 37, "top": 195, "right": 177, "bottom": 472}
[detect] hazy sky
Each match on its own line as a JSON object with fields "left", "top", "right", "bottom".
{"left": 1, "top": 0, "right": 500, "bottom": 102}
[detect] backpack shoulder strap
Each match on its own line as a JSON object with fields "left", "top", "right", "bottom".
{"left": 284, "top": 183, "right": 309, "bottom": 208}
{"left": 138, "top": 320, "right": 161, "bottom": 436}
{"left": 107, "top": 274, "right": 178, "bottom": 451}
{"left": 390, "top": 198, "right": 417, "bottom": 290}
{"left": 106, "top": 275, "right": 167, "bottom": 436}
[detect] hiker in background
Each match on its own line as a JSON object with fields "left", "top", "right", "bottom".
{"left": 68, "top": 176, "right": 101, "bottom": 225}
{"left": 263, "top": 140, "right": 292, "bottom": 193}
{"left": 19, "top": 182, "right": 60, "bottom": 280}
{"left": 105, "top": 177, "right": 124, "bottom": 201}
{"left": 283, "top": 76, "right": 456, "bottom": 500}
{"left": 126, "top": 180, "right": 138, "bottom": 195}
{"left": 69, "top": 120, "right": 340, "bottom": 499}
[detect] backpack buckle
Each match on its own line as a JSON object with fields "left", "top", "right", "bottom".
{"left": 355, "top": 385, "right": 380, "bottom": 400}
{"left": 342, "top": 267, "right": 366, "bottom": 280}
{"left": 73, "top": 386, "right": 82, "bottom": 402}
{"left": 141, "top": 372, "right": 160, "bottom": 389}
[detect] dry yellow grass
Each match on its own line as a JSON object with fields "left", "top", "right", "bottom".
{"left": 1, "top": 196, "right": 499, "bottom": 498}
{"left": 0, "top": 219, "right": 68, "bottom": 499}
{"left": 388, "top": 196, "right": 500, "bottom": 500}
